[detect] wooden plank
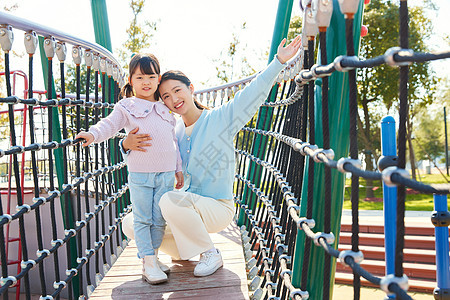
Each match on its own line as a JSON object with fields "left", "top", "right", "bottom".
{"left": 103, "top": 260, "right": 246, "bottom": 278}
{"left": 109, "top": 260, "right": 245, "bottom": 275}
{"left": 90, "top": 222, "right": 250, "bottom": 300}
{"left": 90, "top": 284, "right": 249, "bottom": 299}
{"left": 93, "top": 270, "right": 245, "bottom": 293}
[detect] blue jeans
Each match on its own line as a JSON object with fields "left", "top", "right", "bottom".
{"left": 128, "top": 171, "right": 175, "bottom": 258}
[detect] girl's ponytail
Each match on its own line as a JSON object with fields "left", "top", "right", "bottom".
{"left": 120, "top": 82, "right": 134, "bottom": 99}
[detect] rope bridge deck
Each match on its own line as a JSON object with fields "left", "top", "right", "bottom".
{"left": 90, "top": 223, "right": 249, "bottom": 300}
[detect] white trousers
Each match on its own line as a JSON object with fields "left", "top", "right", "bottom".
{"left": 122, "top": 191, "right": 235, "bottom": 260}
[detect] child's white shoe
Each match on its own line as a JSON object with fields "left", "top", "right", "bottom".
{"left": 142, "top": 255, "right": 168, "bottom": 284}
{"left": 155, "top": 249, "right": 170, "bottom": 274}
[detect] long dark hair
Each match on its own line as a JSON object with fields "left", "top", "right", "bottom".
{"left": 158, "top": 70, "right": 209, "bottom": 110}
{"left": 120, "top": 53, "right": 161, "bottom": 99}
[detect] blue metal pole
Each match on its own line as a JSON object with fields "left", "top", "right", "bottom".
{"left": 433, "top": 194, "right": 450, "bottom": 291}
{"left": 380, "top": 115, "right": 397, "bottom": 299}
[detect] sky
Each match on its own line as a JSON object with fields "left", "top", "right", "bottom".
{"left": 4, "top": 0, "right": 286, "bottom": 90}
{"left": 2, "top": 0, "right": 450, "bottom": 92}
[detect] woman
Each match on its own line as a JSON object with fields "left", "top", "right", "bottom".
{"left": 121, "top": 36, "right": 302, "bottom": 277}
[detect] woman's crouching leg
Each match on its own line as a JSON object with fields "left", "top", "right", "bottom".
{"left": 159, "top": 191, "right": 214, "bottom": 259}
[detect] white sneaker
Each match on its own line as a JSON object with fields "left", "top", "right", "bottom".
{"left": 193, "top": 249, "right": 223, "bottom": 277}
{"left": 142, "top": 255, "right": 168, "bottom": 284}
{"left": 155, "top": 249, "right": 170, "bottom": 274}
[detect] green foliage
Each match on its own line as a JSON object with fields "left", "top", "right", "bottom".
{"left": 343, "top": 174, "right": 449, "bottom": 210}
{"left": 1, "top": 3, "right": 20, "bottom": 97}
{"left": 0, "top": 110, "right": 22, "bottom": 140}
{"left": 213, "top": 15, "right": 303, "bottom": 85}
{"left": 413, "top": 110, "right": 445, "bottom": 162}
{"left": 2, "top": 2, "right": 18, "bottom": 12}
{"left": 358, "top": 0, "right": 437, "bottom": 109}
{"left": 287, "top": 15, "right": 302, "bottom": 42}
{"left": 439, "top": 78, "right": 450, "bottom": 109}
{"left": 357, "top": 0, "right": 437, "bottom": 177}
{"left": 213, "top": 23, "right": 258, "bottom": 84}
{"left": 57, "top": 0, "right": 155, "bottom": 95}
{"left": 56, "top": 64, "right": 95, "bottom": 95}
{"left": 117, "top": 0, "right": 157, "bottom": 70}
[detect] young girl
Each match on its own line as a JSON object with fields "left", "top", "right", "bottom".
{"left": 75, "top": 53, "right": 183, "bottom": 284}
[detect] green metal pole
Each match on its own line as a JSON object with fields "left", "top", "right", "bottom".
{"left": 90, "top": 0, "right": 112, "bottom": 51}
{"left": 90, "top": 0, "right": 123, "bottom": 240}
{"left": 38, "top": 36, "right": 80, "bottom": 298}
{"left": 237, "top": 0, "right": 294, "bottom": 226}
{"left": 291, "top": 1, "right": 364, "bottom": 299}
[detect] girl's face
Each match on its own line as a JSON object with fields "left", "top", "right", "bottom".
{"left": 159, "top": 79, "right": 195, "bottom": 115}
{"left": 130, "top": 66, "right": 160, "bottom": 101}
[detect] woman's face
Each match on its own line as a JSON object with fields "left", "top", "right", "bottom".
{"left": 159, "top": 79, "right": 195, "bottom": 115}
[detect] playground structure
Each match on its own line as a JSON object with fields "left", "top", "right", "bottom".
{"left": 0, "top": 0, "right": 449, "bottom": 299}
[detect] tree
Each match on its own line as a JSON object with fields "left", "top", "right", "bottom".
{"left": 59, "top": 0, "right": 155, "bottom": 95}
{"left": 213, "top": 23, "right": 259, "bottom": 84}
{"left": 117, "top": 0, "right": 157, "bottom": 70}
{"left": 58, "top": 64, "right": 94, "bottom": 96}
{"left": 412, "top": 110, "right": 444, "bottom": 164}
{"left": 435, "top": 78, "right": 450, "bottom": 168}
{"left": 439, "top": 78, "right": 450, "bottom": 108}
{"left": 287, "top": 15, "right": 302, "bottom": 42}
{"left": 2, "top": 2, "right": 17, "bottom": 11}
{"left": 357, "top": 0, "right": 437, "bottom": 193}
{"left": 0, "top": 2, "right": 19, "bottom": 98}
{"left": 0, "top": 3, "right": 23, "bottom": 142}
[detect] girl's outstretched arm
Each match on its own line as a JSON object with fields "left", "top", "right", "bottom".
{"left": 84, "top": 104, "right": 128, "bottom": 144}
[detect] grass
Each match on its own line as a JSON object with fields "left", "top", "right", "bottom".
{"left": 343, "top": 173, "right": 450, "bottom": 211}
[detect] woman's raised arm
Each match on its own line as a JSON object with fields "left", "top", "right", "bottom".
{"left": 218, "top": 36, "right": 302, "bottom": 137}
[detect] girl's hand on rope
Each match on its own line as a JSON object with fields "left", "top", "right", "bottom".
{"left": 175, "top": 171, "right": 184, "bottom": 189}
{"left": 276, "top": 35, "right": 302, "bottom": 64}
{"left": 75, "top": 132, "right": 95, "bottom": 147}
{"left": 122, "top": 127, "right": 152, "bottom": 152}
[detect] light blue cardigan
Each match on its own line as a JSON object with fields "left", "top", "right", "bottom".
{"left": 176, "top": 58, "right": 285, "bottom": 200}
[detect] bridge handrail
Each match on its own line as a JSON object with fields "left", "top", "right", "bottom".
{"left": 0, "top": 11, "right": 124, "bottom": 83}
{"left": 193, "top": 52, "right": 303, "bottom": 105}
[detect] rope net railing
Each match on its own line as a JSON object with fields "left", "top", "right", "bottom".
{"left": 226, "top": 1, "right": 447, "bottom": 300}
{"left": 0, "top": 11, "right": 130, "bottom": 300}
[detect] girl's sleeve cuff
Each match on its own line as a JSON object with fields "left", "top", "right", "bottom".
{"left": 119, "top": 139, "right": 131, "bottom": 155}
